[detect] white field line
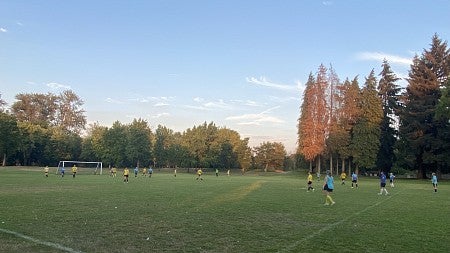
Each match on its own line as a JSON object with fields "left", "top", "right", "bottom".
{"left": 0, "top": 228, "right": 84, "bottom": 253}
{"left": 278, "top": 191, "right": 400, "bottom": 253}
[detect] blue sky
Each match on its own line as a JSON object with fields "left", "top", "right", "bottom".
{"left": 1, "top": 0, "right": 449, "bottom": 153}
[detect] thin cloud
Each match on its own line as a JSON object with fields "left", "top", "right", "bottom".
{"left": 105, "top": 98, "right": 124, "bottom": 104}
{"left": 322, "top": 1, "right": 333, "bottom": 6}
{"left": 154, "top": 102, "right": 169, "bottom": 107}
{"left": 230, "top": 99, "right": 264, "bottom": 107}
{"left": 191, "top": 97, "right": 233, "bottom": 110}
{"left": 151, "top": 112, "right": 170, "bottom": 118}
{"left": 357, "top": 52, "right": 412, "bottom": 66}
{"left": 226, "top": 106, "right": 284, "bottom": 125}
{"left": 184, "top": 105, "right": 211, "bottom": 111}
{"left": 0, "top": 28, "right": 7, "bottom": 33}
{"left": 46, "top": 82, "right": 71, "bottom": 90}
{"left": 246, "top": 76, "right": 300, "bottom": 92}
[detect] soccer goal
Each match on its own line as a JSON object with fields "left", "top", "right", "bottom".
{"left": 57, "top": 161, "right": 103, "bottom": 175}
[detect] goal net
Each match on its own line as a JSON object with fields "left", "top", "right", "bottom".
{"left": 57, "top": 161, "right": 103, "bottom": 175}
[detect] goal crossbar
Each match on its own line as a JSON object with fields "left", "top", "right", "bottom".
{"left": 57, "top": 161, "right": 103, "bottom": 175}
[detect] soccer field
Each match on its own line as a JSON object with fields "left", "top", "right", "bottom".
{"left": 0, "top": 167, "right": 449, "bottom": 253}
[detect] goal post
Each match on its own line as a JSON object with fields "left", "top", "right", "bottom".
{"left": 57, "top": 161, "right": 103, "bottom": 175}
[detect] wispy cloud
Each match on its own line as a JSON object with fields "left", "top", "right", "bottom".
{"left": 105, "top": 98, "right": 124, "bottom": 104}
{"left": 246, "top": 76, "right": 301, "bottom": 92}
{"left": 46, "top": 82, "right": 71, "bottom": 90}
{"left": 226, "top": 106, "right": 284, "bottom": 125}
{"left": 154, "top": 102, "right": 169, "bottom": 107}
{"left": 230, "top": 99, "right": 264, "bottom": 107}
{"left": 189, "top": 97, "right": 233, "bottom": 110}
{"left": 322, "top": 1, "right": 333, "bottom": 6}
{"left": 151, "top": 112, "right": 170, "bottom": 118}
{"left": 26, "top": 81, "right": 37, "bottom": 85}
{"left": 16, "top": 22, "right": 23, "bottom": 26}
{"left": 0, "top": 27, "right": 7, "bottom": 33}
{"left": 356, "top": 52, "right": 412, "bottom": 66}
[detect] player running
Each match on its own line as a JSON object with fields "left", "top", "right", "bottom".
{"left": 389, "top": 172, "right": 396, "bottom": 187}
{"left": 123, "top": 167, "right": 130, "bottom": 183}
{"left": 307, "top": 172, "right": 314, "bottom": 192}
{"left": 378, "top": 172, "right": 389, "bottom": 195}
{"left": 72, "top": 165, "right": 77, "bottom": 178}
{"left": 431, "top": 173, "right": 438, "bottom": 193}
{"left": 340, "top": 171, "right": 347, "bottom": 185}
{"left": 323, "top": 170, "right": 335, "bottom": 206}
{"left": 351, "top": 171, "right": 358, "bottom": 188}
{"left": 44, "top": 166, "right": 49, "bottom": 177}
{"left": 196, "top": 169, "right": 203, "bottom": 181}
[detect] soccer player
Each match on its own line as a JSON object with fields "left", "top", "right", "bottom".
{"left": 351, "top": 172, "right": 358, "bottom": 188}
{"left": 323, "top": 170, "right": 335, "bottom": 205}
{"left": 72, "top": 165, "right": 77, "bottom": 178}
{"left": 215, "top": 168, "right": 219, "bottom": 177}
{"left": 123, "top": 167, "right": 129, "bottom": 183}
{"left": 389, "top": 172, "right": 396, "bottom": 187}
{"left": 142, "top": 167, "right": 147, "bottom": 177}
{"left": 134, "top": 166, "right": 139, "bottom": 177}
{"left": 431, "top": 173, "right": 438, "bottom": 193}
{"left": 60, "top": 167, "right": 65, "bottom": 177}
{"left": 307, "top": 172, "right": 314, "bottom": 192}
{"left": 196, "top": 169, "right": 203, "bottom": 181}
{"left": 340, "top": 171, "right": 347, "bottom": 185}
{"left": 227, "top": 169, "right": 230, "bottom": 176}
{"left": 174, "top": 169, "right": 177, "bottom": 177}
{"left": 112, "top": 167, "right": 117, "bottom": 177}
{"left": 44, "top": 166, "right": 49, "bottom": 177}
{"left": 378, "top": 172, "right": 389, "bottom": 195}
{"left": 148, "top": 167, "right": 153, "bottom": 178}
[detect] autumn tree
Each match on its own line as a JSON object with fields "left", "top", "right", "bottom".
{"left": 297, "top": 65, "right": 329, "bottom": 173}
{"left": 398, "top": 34, "right": 450, "bottom": 178}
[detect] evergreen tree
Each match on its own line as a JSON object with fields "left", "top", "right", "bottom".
{"left": 376, "top": 60, "right": 401, "bottom": 172}
{"left": 398, "top": 35, "right": 450, "bottom": 178}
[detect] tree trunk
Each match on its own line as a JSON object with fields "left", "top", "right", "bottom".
{"left": 2, "top": 153, "right": 6, "bottom": 166}
{"left": 329, "top": 154, "right": 333, "bottom": 175}
{"left": 341, "top": 159, "right": 345, "bottom": 175}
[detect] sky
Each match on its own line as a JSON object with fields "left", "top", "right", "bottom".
{"left": 1, "top": 0, "right": 449, "bottom": 154}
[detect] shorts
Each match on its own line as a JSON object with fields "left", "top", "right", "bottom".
{"left": 352, "top": 180, "right": 357, "bottom": 183}
{"left": 380, "top": 183, "right": 386, "bottom": 187}
{"left": 307, "top": 181, "right": 312, "bottom": 185}
{"left": 433, "top": 183, "right": 437, "bottom": 187}
{"left": 389, "top": 179, "right": 393, "bottom": 183}
{"left": 323, "top": 184, "right": 333, "bottom": 192}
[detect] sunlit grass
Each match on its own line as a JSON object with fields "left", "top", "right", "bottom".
{"left": 0, "top": 167, "right": 448, "bottom": 252}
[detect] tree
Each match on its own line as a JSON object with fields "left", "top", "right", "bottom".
{"left": 254, "top": 142, "right": 286, "bottom": 171}
{"left": 376, "top": 60, "right": 401, "bottom": 172}
{"left": 0, "top": 93, "right": 7, "bottom": 112}
{"left": 11, "top": 91, "right": 86, "bottom": 134}
{"left": 0, "top": 112, "right": 20, "bottom": 166}
{"left": 297, "top": 65, "right": 329, "bottom": 173}
{"left": 351, "top": 70, "right": 383, "bottom": 171}
{"left": 126, "top": 118, "right": 152, "bottom": 167}
{"left": 398, "top": 34, "right": 450, "bottom": 178}
{"left": 55, "top": 90, "right": 87, "bottom": 134}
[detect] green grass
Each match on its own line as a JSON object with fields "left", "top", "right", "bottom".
{"left": 0, "top": 167, "right": 449, "bottom": 253}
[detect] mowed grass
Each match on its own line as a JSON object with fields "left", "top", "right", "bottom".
{"left": 0, "top": 167, "right": 449, "bottom": 253}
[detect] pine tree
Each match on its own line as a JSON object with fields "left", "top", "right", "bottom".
{"left": 398, "top": 35, "right": 450, "bottom": 178}
{"left": 376, "top": 60, "right": 401, "bottom": 172}
{"left": 351, "top": 70, "right": 383, "bottom": 171}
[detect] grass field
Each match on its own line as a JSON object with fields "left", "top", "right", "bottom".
{"left": 0, "top": 167, "right": 449, "bottom": 253}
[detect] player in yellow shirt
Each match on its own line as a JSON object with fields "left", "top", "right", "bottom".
{"left": 123, "top": 167, "right": 130, "bottom": 183}
{"left": 340, "top": 171, "right": 347, "bottom": 185}
{"left": 44, "top": 166, "right": 49, "bottom": 177}
{"left": 196, "top": 169, "right": 203, "bottom": 181}
{"left": 142, "top": 167, "right": 147, "bottom": 177}
{"left": 307, "top": 172, "right": 314, "bottom": 192}
{"left": 72, "top": 165, "right": 78, "bottom": 178}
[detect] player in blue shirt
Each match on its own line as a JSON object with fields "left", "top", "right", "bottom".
{"left": 60, "top": 167, "right": 65, "bottom": 177}
{"left": 431, "top": 173, "right": 438, "bottom": 193}
{"left": 351, "top": 172, "right": 358, "bottom": 188}
{"left": 378, "top": 172, "right": 389, "bottom": 195}
{"left": 323, "top": 170, "right": 335, "bottom": 206}
{"left": 148, "top": 167, "right": 153, "bottom": 178}
{"left": 389, "top": 173, "right": 396, "bottom": 187}
{"left": 134, "top": 166, "right": 139, "bottom": 177}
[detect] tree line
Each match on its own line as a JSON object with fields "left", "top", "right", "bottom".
{"left": 297, "top": 34, "right": 450, "bottom": 178}
{"left": 0, "top": 91, "right": 287, "bottom": 171}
